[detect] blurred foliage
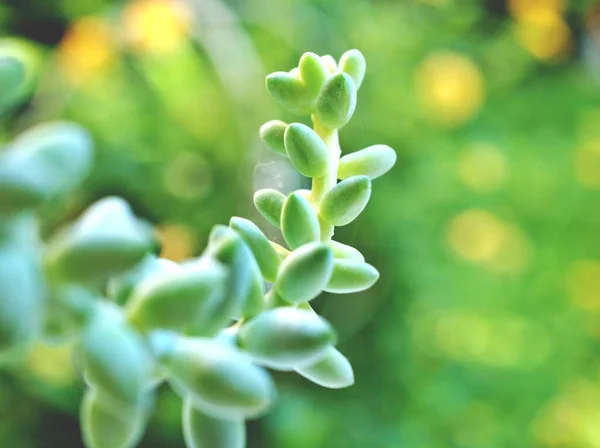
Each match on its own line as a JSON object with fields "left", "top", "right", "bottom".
{"left": 2, "top": 0, "right": 600, "bottom": 447}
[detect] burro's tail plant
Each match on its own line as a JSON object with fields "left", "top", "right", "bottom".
{"left": 0, "top": 49, "right": 395, "bottom": 448}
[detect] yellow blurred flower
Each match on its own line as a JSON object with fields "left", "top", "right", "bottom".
{"left": 457, "top": 143, "right": 508, "bottom": 192}
{"left": 155, "top": 223, "right": 197, "bottom": 262}
{"left": 575, "top": 139, "right": 600, "bottom": 189}
{"left": 122, "top": 0, "right": 191, "bottom": 54}
{"left": 415, "top": 52, "right": 484, "bottom": 127}
{"left": 510, "top": 0, "right": 571, "bottom": 61}
{"left": 567, "top": 260, "right": 600, "bottom": 311}
{"left": 58, "top": 17, "right": 116, "bottom": 85}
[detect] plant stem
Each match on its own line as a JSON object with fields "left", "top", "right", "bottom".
{"left": 310, "top": 116, "right": 340, "bottom": 242}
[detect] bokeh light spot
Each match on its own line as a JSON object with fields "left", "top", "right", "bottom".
{"left": 155, "top": 223, "right": 196, "bottom": 261}
{"left": 575, "top": 139, "right": 600, "bottom": 189}
{"left": 457, "top": 143, "right": 508, "bottom": 192}
{"left": 567, "top": 260, "right": 600, "bottom": 311}
{"left": 415, "top": 52, "right": 484, "bottom": 127}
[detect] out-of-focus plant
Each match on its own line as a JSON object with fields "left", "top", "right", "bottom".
{"left": 0, "top": 47, "right": 395, "bottom": 448}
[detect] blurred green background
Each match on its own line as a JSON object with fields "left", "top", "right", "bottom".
{"left": 2, "top": 0, "right": 600, "bottom": 446}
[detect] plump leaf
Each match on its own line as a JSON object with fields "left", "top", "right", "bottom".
{"left": 284, "top": 123, "right": 329, "bottom": 177}
{"left": 45, "top": 197, "right": 152, "bottom": 283}
{"left": 159, "top": 335, "right": 275, "bottom": 419}
{"left": 0, "top": 55, "right": 25, "bottom": 112}
{"left": 0, "top": 122, "right": 93, "bottom": 215}
{"left": 320, "top": 55, "right": 337, "bottom": 73}
{"left": 319, "top": 176, "right": 371, "bottom": 226}
{"left": 0, "top": 241, "right": 43, "bottom": 360}
{"left": 275, "top": 242, "right": 333, "bottom": 304}
{"left": 269, "top": 241, "right": 290, "bottom": 260}
{"left": 338, "top": 145, "right": 396, "bottom": 180}
{"left": 81, "top": 389, "right": 149, "bottom": 448}
{"left": 315, "top": 73, "right": 357, "bottom": 129}
{"left": 281, "top": 192, "right": 320, "bottom": 249}
{"left": 265, "top": 72, "right": 311, "bottom": 115}
{"left": 295, "top": 346, "right": 354, "bottom": 389}
{"left": 126, "top": 258, "right": 228, "bottom": 332}
{"left": 237, "top": 307, "right": 336, "bottom": 370}
{"left": 108, "top": 255, "right": 178, "bottom": 306}
{"left": 325, "top": 259, "right": 380, "bottom": 294}
{"left": 253, "top": 189, "right": 285, "bottom": 228}
{"left": 230, "top": 217, "right": 280, "bottom": 283}
{"left": 338, "top": 49, "right": 367, "bottom": 89}
{"left": 182, "top": 398, "right": 246, "bottom": 448}
{"left": 82, "top": 303, "right": 154, "bottom": 406}
{"left": 328, "top": 240, "right": 365, "bottom": 262}
{"left": 259, "top": 120, "right": 288, "bottom": 156}
{"left": 299, "top": 52, "right": 330, "bottom": 97}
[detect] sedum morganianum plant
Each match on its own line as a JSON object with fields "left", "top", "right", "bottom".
{"left": 0, "top": 48, "right": 396, "bottom": 448}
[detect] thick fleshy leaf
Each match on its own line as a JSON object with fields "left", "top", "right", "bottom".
{"left": 126, "top": 258, "right": 228, "bottom": 332}
{"left": 0, "top": 242, "right": 43, "bottom": 360}
{"left": 82, "top": 303, "right": 154, "bottom": 406}
{"left": 182, "top": 398, "right": 246, "bottom": 448}
{"left": 0, "top": 55, "right": 25, "bottom": 112}
{"left": 319, "top": 176, "right": 371, "bottom": 226}
{"left": 237, "top": 307, "right": 336, "bottom": 370}
{"left": 265, "top": 72, "right": 311, "bottom": 115}
{"left": 269, "top": 241, "right": 290, "bottom": 260}
{"left": 0, "top": 122, "right": 93, "bottom": 215}
{"left": 230, "top": 217, "right": 280, "bottom": 283}
{"left": 107, "top": 255, "right": 178, "bottom": 306}
{"left": 283, "top": 123, "right": 329, "bottom": 177}
{"left": 295, "top": 346, "right": 354, "bottom": 389}
{"left": 299, "top": 52, "right": 330, "bottom": 97}
{"left": 259, "top": 120, "right": 287, "bottom": 156}
{"left": 46, "top": 197, "right": 152, "bottom": 283}
{"left": 157, "top": 335, "right": 275, "bottom": 419}
{"left": 253, "top": 189, "right": 285, "bottom": 228}
{"left": 328, "top": 240, "right": 365, "bottom": 262}
{"left": 281, "top": 192, "right": 320, "bottom": 249}
{"left": 315, "top": 73, "right": 357, "bottom": 129}
{"left": 320, "top": 55, "right": 337, "bottom": 73}
{"left": 275, "top": 242, "right": 333, "bottom": 304}
{"left": 81, "top": 389, "right": 149, "bottom": 448}
{"left": 338, "top": 145, "right": 396, "bottom": 180}
{"left": 338, "top": 49, "right": 367, "bottom": 89}
{"left": 325, "top": 259, "right": 379, "bottom": 294}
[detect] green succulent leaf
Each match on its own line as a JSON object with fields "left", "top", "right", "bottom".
{"left": 320, "top": 55, "right": 337, "bottom": 73}
{"left": 295, "top": 346, "right": 354, "bottom": 389}
{"left": 0, "top": 122, "right": 93, "bottom": 215}
{"left": 108, "top": 255, "right": 178, "bottom": 306}
{"left": 237, "top": 307, "right": 336, "bottom": 370}
{"left": 126, "top": 258, "right": 228, "bottom": 332}
{"left": 338, "top": 145, "right": 396, "bottom": 180}
{"left": 275, "top": 242, "right": 333, "bottom": 304}
{"left": 82, "top": 303, "right": 154, "bottom": 406}
{"left": 284, "top": 123, "right": 329, "bottom": 177}
{"left": 0, "top": 241, "right": 43, "bottom": 360}
{"left": 319, "top": 175, "right": 372, "bottom": 226}
{"left": 253, "top": 189, "right": 285, "bottom": 228}
{"left": 328, "top": 240, "right": 365, "bottom": 262}
{"left": 81, "top": 389, "right": 149, "bottom": 448}
{"left": 0, "top": 55, "right": 25, "bottom": 113}
{"left": 269, "top": 241, "right": 290, "bottom": 260}
{"left": 265, "top": 71, "right": 312, "bottom": 115}
{"left": 315, "top": 72, "right": 357, "bottom": 129}
{"left": 259, "top": 120, "right": 288, "bottom": 156}
{"left": 45, "top": 197, "right": 152, "bottom": 283}
{"left": 230, "top": 217, "right": 280, "bottom": 283}
{"left": 338, "top": 49, "right": 367, "bottom": 89}
{"left": 299, "top": 52, "right": 330, "bottom": 97}
{"left": 182, "top": 398, "right": 246, "bottom": 448}
{"left": 281, "top": 192, "right": 320, "bottom": 249}
{"left": 325, "top": 259, "right": 380, "bottom": 294}
{"left": 160, "top": 335, "right": 275, "bottom": 419}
